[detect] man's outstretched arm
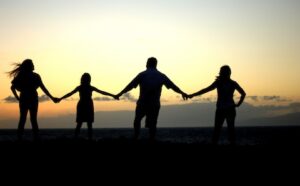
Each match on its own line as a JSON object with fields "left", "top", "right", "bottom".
{"left": 164, "top": 76, "right": 188, "bottom": 100}
{"left": 116, "top": 75, "right": 140, "bottom": 99}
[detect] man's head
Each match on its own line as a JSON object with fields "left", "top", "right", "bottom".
{"left": 146, "top": 57, "right": 157, "bottom": 69}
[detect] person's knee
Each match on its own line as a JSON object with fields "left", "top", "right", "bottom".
{"left": 19, "top": 114, "right": 27, "bottom": 121}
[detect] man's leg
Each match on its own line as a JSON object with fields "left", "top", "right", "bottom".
{"left": 133, "top": 105, "right": 145, "bottom": 140}
{"left": 146, "top": 106, "right": 160, "bottom": 141}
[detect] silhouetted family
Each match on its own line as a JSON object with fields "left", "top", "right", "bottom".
{"left": 8, "top": 58, "right": 246, "bottom": 145}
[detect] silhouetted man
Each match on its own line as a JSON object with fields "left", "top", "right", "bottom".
{"left": 116, "top": 57, "right": 188, "bottom": 141}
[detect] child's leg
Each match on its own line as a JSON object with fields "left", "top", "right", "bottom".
{"left": 87, "top": 122, "right": 93, "bottom": 140}
{"left": 75, "top": 122, "right": 82, "bottom": 139}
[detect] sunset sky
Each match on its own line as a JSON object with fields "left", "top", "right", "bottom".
{"left": 0, "top": 0, "right": 300, "bottom": 126}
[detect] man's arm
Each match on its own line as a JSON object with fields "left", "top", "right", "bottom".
{"left": 116, "top": 75, "right": 140, "bottom": 99}
{"left": 164, "top": 76, "right": 188, "bottom": 100}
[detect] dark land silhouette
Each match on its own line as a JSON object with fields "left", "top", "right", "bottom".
{"left": 0, "top": 127, "right": 298, "bottom": 184}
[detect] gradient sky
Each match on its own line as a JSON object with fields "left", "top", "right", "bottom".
{"left": 1, "top": 0, "right": 300, "bottom": 122}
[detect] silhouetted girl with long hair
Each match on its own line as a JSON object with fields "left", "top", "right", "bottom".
{"left": 9, "top": 59, "right": 57, "bottom": 141}
{"left": 58, "top": 73, "right": 117, "bottom": 140}
{"left": 189, "top": 65, "right": 246, "bottom": 145}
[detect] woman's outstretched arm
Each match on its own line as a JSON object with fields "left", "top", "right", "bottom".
{"left": 189, "top": 82, "right": 217, "bottom": 98}
{"left": 39, "top": 81, "right": 57, "bottom": 102}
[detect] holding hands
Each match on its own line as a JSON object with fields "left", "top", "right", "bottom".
{"left": 53, "top": 94, "right": 119, "bottom": 104}
{"left": 113, "top": 94, "right": 120, "bottom": 100}
{"left": 181, "top": 92, "right": 189, "bottom": 100}
{"left": 52, "top": 97, "right": 61, "bottom": 103}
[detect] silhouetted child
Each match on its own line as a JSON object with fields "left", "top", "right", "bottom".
{"left": 188, "top": 65, "right": 246, "bottom": 145}
{"left": 58, "top": 73, "right": 117, "bottom": 140}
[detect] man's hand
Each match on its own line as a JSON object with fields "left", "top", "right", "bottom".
{"left": 181, "top": 93, "right": 188, "bottom": 100}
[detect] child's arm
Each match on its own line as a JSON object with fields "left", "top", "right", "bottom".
{"left": 93, "top": 87, "right": 117, "bottom": 99}
{"left": 59, "top": 87, "right": 79, "bottom": 101}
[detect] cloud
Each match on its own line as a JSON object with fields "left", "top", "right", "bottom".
{"left": 188, "top": 95, "right": 291, "bottom": 103}
{"left": 62, "top": 97, "right": 78, "bottom": 101}
{"left": 247, "top": 95, "right": 291, "bottom": 102}
{"left": 38, "top": 95, "right": 50, "bottom": 102}
{"left": 191, "top": 97, "right": 215, "bottom": 103}
{"left": 247, "top": 96, "right": 259, "bottom": 102}
{"left": 3, "top": 96, "right": 18, "bottom": 103}
{"left": 262, "top": 96, "right": 290, "bottom": 102}
{"left": 94, "top": 93, "right": 137, "bottom": 102}
{"left": 94, "top": 97, "right": 115, "bottom": 101}
{"left": 3, "top": 95, "right": 50, "bottom": 103}
{"left": 121, "top": 93, "right": 137, "bottom": 102}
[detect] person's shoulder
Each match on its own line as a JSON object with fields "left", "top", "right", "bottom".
{"left": 32, "top": 73, "right": 42, "bottom": 81}
{"left": 77, "top": 85, "right": 84, "bottom": 90}
{"left": 212, "top": 78, "right": 219, "bottom": 84}
{"left": 230, "top": 79, "right": 238, "bottom": 84}
{"left": 154, "top": 69, "right": 166, "bottom": 77}
{"left": 229, "top": 79, "right": 241, "bottom": 87}
{"left": 137, "top": 70, "right": 149, "bottom": 78}
{"left": 33, "top": 72, "right": 41, "bottom": 78}
{"left": 139, "top": 70, "right": 146, "bottom": 75}
{"left": 90, "top": 85, "right": 97, "bottom": 90}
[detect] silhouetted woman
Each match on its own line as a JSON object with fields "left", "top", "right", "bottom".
{"left": 9, "top": 59, "right": 57, "bottom": 141}
{"left": 58, "top": 73, "right": 117, "bottom": 140}
{"left": 189, "top": 65, "right": 246, "bottom": 145}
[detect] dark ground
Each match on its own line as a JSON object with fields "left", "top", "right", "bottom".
{"left": 0, "top": 127, "right": 299, "bottom": 182}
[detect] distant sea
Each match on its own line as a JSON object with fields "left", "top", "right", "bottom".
{"left": 1, "top": 126, "right": 299, "bottom": 146}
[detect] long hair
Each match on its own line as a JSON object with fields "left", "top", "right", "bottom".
{"left": 216, "top": 65, "right": 231, "bottom": 81}
{"left": 8, "top": 59, "right": 34, "bottom": 78}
